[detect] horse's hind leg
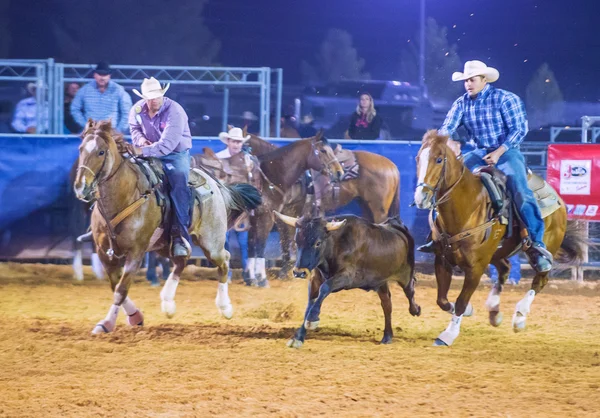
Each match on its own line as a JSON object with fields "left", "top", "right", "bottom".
{"left": 486, "top": 258, "right": 510, "bottom": 327}
{"left": 512, "top": 271, "right": 548, "bottom": 332}
{"left": 160, "top": 256, "right": 186, "bottom": 318}
{"left": 196, "top": 235, "right": 233, "bottom": 319}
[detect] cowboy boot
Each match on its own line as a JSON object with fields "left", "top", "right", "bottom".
{"left": 417, "top": 232, "right": 437, "bottom": 253}
{"left": 525, "top": 242, "right": 553, "bottom": 273}
{"left": 172, "top": 237, "right": 190, "bottom": 258}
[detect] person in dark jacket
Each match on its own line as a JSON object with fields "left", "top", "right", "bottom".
{"left": 346, "top": 92, "right": 383, "bottom": 140}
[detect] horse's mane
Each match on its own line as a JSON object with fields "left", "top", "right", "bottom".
{"left": 422, "top": 129, "right": 450, "bottom": 148}
{"left": 82, "top": 119, "right": 130, "bottom": 154}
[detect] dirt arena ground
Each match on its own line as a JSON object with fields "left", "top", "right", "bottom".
{"left": 0, "top": 263, "right": 599, "bottom": 417}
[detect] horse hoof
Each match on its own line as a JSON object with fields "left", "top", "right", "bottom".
{"left": 286, "top": 338, "right": 304, "bottom": 349}
{"left": 217, "top": 303, "right": 234, "bottom": 320}
{"left": 410, "top": 304, "right": 422, "bottom": 317}
{"left": 512, "top": 313, "right": 526, "bottom": 332}
{"left": 91, "top": 321, "right": 113, "bottom": 335}
{"left": 489, "top": 311, "right": 503, "bottom": 327}
{"left": 432, "top": 338, "right": 449, "bottom": 347}
{"left": 380, "top": 335, "right": 393, "bottom": 344}
{"left": 304, "top": 320, "right": 320, "bottom": 330}
{"left": 126, "top": 310, "right": 144, "bottom": 327}
{"left": 161, "top": 300, "right": 176, "bottom": 318}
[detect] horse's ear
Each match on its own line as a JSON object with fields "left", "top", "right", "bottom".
{"left": 82, "top": 119, "right": 95, "bottom": 138}
{"left": 315, "top": 129, "right": 325, "bottom": 141}
{"left": 203, "top": 147, "right": 218, "bottom": 159}
{"left": 242, "top": 125, "right": 248, "bottom": 137}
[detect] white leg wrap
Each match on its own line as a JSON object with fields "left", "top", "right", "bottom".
{"left": 91, "top": 253, "right": 105, "bottom": 280}
{"left": 104, "top": 304, "right": 120, "bottom": 323}
{"left": 160, "top": 274, "right": 179, "bottom": 318}
{"left": 256, "top": 258, "right": 266, "bottom": 279}
{"left": 121, "top": 297, "right": 138, "bottom": 316}
{"left": 515, "top": 289, "right": 536, "bottom": 316}
{"left": 247, "top": 257, "right": 256, "bottom": 280}
{"left": 436, "top": 315, "right": 462, "bottom": 346}
{"left": 73, "top": 250, "right": 83, "bottom": 281}
{"left": 215, "top": 282, "right": 233, "bottom": 319}
{"left": 512, "top": 289, "right": 536, "bottom": 332}
{"left": 485, "top": 288, "right": 501, "bottom": 312}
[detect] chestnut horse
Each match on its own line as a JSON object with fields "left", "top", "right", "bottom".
{"left": 246, "top": 132, "right": 401, "bottom": 278}
{"left": 74, "top": 120, "right": 261, "bottom": 334}
{"left": 414, "top": 131, "right": 585, "bottom": 346}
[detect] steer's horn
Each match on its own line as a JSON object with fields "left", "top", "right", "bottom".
{"left": 274, "top": 211, "right": 299, "bottom": 227}
{"left": 325, "top": 219, "right": 346, "bottom": 231}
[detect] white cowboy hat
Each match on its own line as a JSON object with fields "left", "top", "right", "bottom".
{"left": 133, "top": 77, "right": 170, "bottom": 100}
{"left": 218, "top": 127, "right": 250, "bottom": 144}
{"left": 452, "top": 60, "right": 500, "bottom": 83}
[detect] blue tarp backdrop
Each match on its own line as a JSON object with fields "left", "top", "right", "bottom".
{"left": 0, "top": 135, "right": 431, "bottom": 259}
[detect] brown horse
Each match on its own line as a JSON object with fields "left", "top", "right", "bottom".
{"left": 246, "top": 132, "right": 401, "bottom": 278}
{"left": 73, "top": 120, "right": 261, "bottom": 334}
{"left": 233, "top": 134, "right": 343, "bottom": 286}
{"left": 414, "top": 131, "right": 585, "bottom": 346}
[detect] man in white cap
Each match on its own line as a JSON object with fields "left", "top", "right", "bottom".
{"left": 129, "top": 77, "right": 193, "bottom": 258}
{"left": 418, "top": 60, "right": 552, "bottom": 274}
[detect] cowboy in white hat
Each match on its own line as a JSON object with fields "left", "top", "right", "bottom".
{"left": 216, "top": 126, "right": 250, "bottom": 159}
{"left": 418, "top": 60, "right": 553, "bottom": 274}
{"left": 128, "top": 77, "right": 193, "bottom": 258}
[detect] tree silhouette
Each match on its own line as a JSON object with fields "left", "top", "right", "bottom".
{"left": 525, "top": 63, "right": 564, "bottom": 128}
{"left": 301, "top": 29, "right": 370, "bottom": 84}
{"left": 399, "top": 18, "right": 463, "bottom": 102}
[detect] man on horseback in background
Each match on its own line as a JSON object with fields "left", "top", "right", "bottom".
{"left": 129, "top": 77, "right": 193, "bottom": 258}
{"left": 418, "top": 60, "right": 553, "bottom": 273}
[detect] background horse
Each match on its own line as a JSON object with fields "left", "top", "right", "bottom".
{"left": 246, "top": 131, "right": 401, "bottom": 278}
{"left": 414, "top": 130, "right": 586, "bottom": 346}
{"left": 236, "top": 134, "right": 343, "bottom": 286}
{"left": 74, "top": 120, "right": 261, "bottom": 334}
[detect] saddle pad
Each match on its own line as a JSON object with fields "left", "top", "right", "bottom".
{"left": 527, "top": 173, "right": 562, "bottom": 219}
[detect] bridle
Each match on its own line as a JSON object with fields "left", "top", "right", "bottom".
{"left": 312, "top": 140, "right": 341, "bottom": 180}
{"left": 76, "top": 135, "right": 125, "bottom": 202}
{"left": 416, "top": 147, "right": 465, "bottom": 209}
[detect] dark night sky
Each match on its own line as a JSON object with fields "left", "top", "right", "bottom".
{"left": 5, "top": 0, "right": 599, "bottom": 101}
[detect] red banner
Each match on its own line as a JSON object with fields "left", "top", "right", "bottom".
{"left": 547, "top": 144, "right": 600, "bottom": 221}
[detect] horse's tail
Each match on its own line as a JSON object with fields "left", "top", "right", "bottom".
{"left": 555, "top": 220, "right": 592, "bottom": 266}
{"left": 220, "top": 183, "right": 262, "bottom": 225}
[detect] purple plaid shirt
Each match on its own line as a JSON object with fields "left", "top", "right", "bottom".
{"left": 129, "top": 97, "right": 192, "bottom": 158}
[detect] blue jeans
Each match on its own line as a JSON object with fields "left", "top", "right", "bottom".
{"left": 145, "top": 252, "right": 171, "bottom": 283}
{"left": 462, "top": 147, "right": 545, "bottom": 245}
{"left": 489, "top": 254, "right": 521, "bottom": 284}
{"left": 160, "top": 150, "right": 192, "bottom": 244}
{"left": 225, "top": 230, "right": 249, "bottom": 276}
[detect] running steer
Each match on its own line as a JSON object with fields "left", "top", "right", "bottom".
{"left": 274, "top": 212, "right": 421, "bottom": 348}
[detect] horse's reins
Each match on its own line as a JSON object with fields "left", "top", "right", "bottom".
{"left": 420, "top": 147, "right": 497, "bottom": 251}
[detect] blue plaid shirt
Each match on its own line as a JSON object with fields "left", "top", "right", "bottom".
{"left": 70, "top": 80, "right": 132, "bottom": 133}
{"left": 439, "top": 84, "right": 528, "bottom": 150}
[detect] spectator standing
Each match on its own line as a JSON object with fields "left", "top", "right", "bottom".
{"left": 346, "top": 92, "right": 383, "bottom": 140}
{"left": 64, "top": 82, "right": 81, "bottom": 133}
{"left": 71, "top": 62, "right": 132, "bottom": 133}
